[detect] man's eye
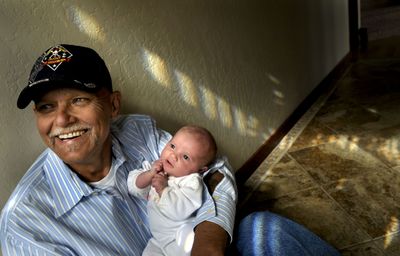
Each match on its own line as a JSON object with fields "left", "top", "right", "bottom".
{"left": 35, "top": 104, "right": 54, "bottom": 113}
{"left": 170, "top": 143, "right": 175, "bottom": 149}
{"left": 183, "top": 155, "right": 190, "bottom": 160}
{"left": 72, "top": 97, "right": 89, "bottom": 105}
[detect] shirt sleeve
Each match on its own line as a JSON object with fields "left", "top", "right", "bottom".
{"left": 127, "top": 161, "right": 152, "bottom": 199}
{"left": 194, "top": 157, "right": 238, "bottom": 243}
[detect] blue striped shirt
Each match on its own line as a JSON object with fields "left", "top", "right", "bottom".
{"left": 0, "top": 114, "right": 237, "bottom": 255}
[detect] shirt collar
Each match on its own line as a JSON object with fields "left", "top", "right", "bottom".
{"left": 44, "top": 150, "right": 93, "bottom": 218}
{"left": 44, "top": 137, "right": 127, "bottom": 218}
{"left": 203, "top": 157, "right": 228, "bottom": 176}
{"left": 110, "top": 134, "right": 127, "bottom": 169}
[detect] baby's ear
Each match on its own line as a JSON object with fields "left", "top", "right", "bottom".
{"left": 200, "top": 166, "right": 209, "bottom": 174}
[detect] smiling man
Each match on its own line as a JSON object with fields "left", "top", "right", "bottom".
{"left": 1, "top": 44, "right": 237, "bottom": 255}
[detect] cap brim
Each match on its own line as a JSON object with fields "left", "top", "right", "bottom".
{"left": 17, "top": 85, "right": 36, "bottom": 109}
{"left": 17, "top": 80, "right": 98, "bottom": 109}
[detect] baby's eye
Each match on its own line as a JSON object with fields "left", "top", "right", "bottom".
{"left": 183, "top": 155, "right": 190, "bottom": 160}
{"left": 170, "top": 143, "right": 175, "bottom": 149}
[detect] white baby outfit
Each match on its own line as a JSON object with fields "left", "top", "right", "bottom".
{"left": 127, "top": 161, "right": 203, "bottom": 256}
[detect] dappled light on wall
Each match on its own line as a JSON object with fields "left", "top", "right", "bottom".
{"left": 246, "top": 115, "right": 260, "bottom": 138}
{"left": 174, "top": 70, "right": 199, "bottom": 107}
{"left": 68, "top": 7, "right": 105, "bottom": 42}
{"left": 232, "top": 106, "right": 250, "bottom": 136}
{"left": 273, "top": 89, "right": 285, "bottom": 106}
{"left": 268, "top": 74, "right": 281, "bottom": 85}
{"left": 200, "top": 86, "right": 218, "bottom": 121}
{"left": 366, "top": 108, "right": 378, "bottom": 114}
{"left": 143, "top": 49, "right": 171, "bottom": 88}
{"left": 142, "top": 47, "right": 271, "bottom": 139}
{"left": 268, "top": 74, "right": 285, "bottom": 106}
{"left": 216, "top": 96, "right": 233, "bottom": 128}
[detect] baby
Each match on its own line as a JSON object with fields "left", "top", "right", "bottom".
{"left": 127, "top": 125, "right": 217, "bottom": 256}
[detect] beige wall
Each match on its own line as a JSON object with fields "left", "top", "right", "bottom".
{"left": 0, "top": 0, "right": 349, "bottom": 208}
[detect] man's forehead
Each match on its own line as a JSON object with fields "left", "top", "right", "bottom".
{"left": 34, "top": 87, "right": 98, "bottom": 102}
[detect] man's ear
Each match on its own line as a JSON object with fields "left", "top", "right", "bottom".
{"left": 110, "top": 91, "right": 121, "bottom": 117}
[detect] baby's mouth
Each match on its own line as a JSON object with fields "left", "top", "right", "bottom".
{"left": 164, "top": 159, "right": 173, "bottom": 168}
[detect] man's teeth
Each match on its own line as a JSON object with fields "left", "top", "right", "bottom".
{"left": 58, "top": 131, "right": 85, "bottom": 139}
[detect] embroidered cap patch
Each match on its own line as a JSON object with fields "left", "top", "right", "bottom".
{"left": 42, "top": 45, "right": 73, "bottom": 71}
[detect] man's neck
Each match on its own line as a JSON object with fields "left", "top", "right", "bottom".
{"left": 68, "top": 139, "right": 113, "bottom": 182}
{"left": 74, "top": 164, "right": 112, "bottom": 182}
{"left": 67, "top": 156, "right": 111, "bottom": 182}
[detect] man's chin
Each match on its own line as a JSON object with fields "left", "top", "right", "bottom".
{"left": 55, "top": 150, "right": 88, "bottom": 165}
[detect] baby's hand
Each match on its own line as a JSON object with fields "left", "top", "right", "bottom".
{"left": 150, "top": 160, "right": 163, "bottom": 176}
{"left": 152, "top": 172, "right": 168, "bottom": 196}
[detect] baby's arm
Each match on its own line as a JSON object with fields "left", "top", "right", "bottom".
{"left": 135, "top": 160, "right": 163, "bottom": 188}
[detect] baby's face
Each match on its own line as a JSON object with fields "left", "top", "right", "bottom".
{"left": 160, "top": 130, "right": 209, "bottom": 177}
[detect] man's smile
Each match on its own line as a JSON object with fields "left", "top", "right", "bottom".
{"left": 57, "top": 129, "right": 88, "bottom": 140}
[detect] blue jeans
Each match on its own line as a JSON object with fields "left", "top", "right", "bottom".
{"left": 235, "top": 211, "right": 340, "bottom": 256}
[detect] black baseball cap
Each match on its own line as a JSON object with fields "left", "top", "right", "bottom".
{"left": 17, "top": 44, "right": 112, "bottom": 109}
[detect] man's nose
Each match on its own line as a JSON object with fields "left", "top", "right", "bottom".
{"left": 55, "top": 105, "right": 76, "bottom": 127}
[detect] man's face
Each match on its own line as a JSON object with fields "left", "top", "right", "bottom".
{"left": 33, "top": 88, "right": 120, "bottom": 168}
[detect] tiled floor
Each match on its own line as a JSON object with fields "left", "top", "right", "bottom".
{"left": 361, "top": 0, "right": 400, "bottom": 41}
{"left": 238, "top": 36, "right": 400, "bottom": 255}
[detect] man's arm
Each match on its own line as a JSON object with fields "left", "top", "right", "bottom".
{"left": 192, "top": 221, "right": 229, "bottom": 256}
{"left": 192, "top": 172, "right": 228, "bottom": 256}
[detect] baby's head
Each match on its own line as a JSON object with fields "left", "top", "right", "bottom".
{"left": 160, "top": 125, "right": 217, "bottom": 177}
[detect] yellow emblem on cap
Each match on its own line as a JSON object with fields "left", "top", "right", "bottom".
{"left": 42, "top": 45, "right": 73, "bottom": 71}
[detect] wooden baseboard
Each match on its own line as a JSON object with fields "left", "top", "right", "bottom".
{"left": 235, "top": 52, "right": 353, "bottom": 187}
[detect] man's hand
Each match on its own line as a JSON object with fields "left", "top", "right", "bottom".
{"left": 192, "top": 171, "right": 228, "bottom": 256}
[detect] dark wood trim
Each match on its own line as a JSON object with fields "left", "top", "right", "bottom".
{"left": 349, "top": 0, "right": 360, "bottom": 52}
{"left": 235, "top": 52, "right": 352, "bottom": 187}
